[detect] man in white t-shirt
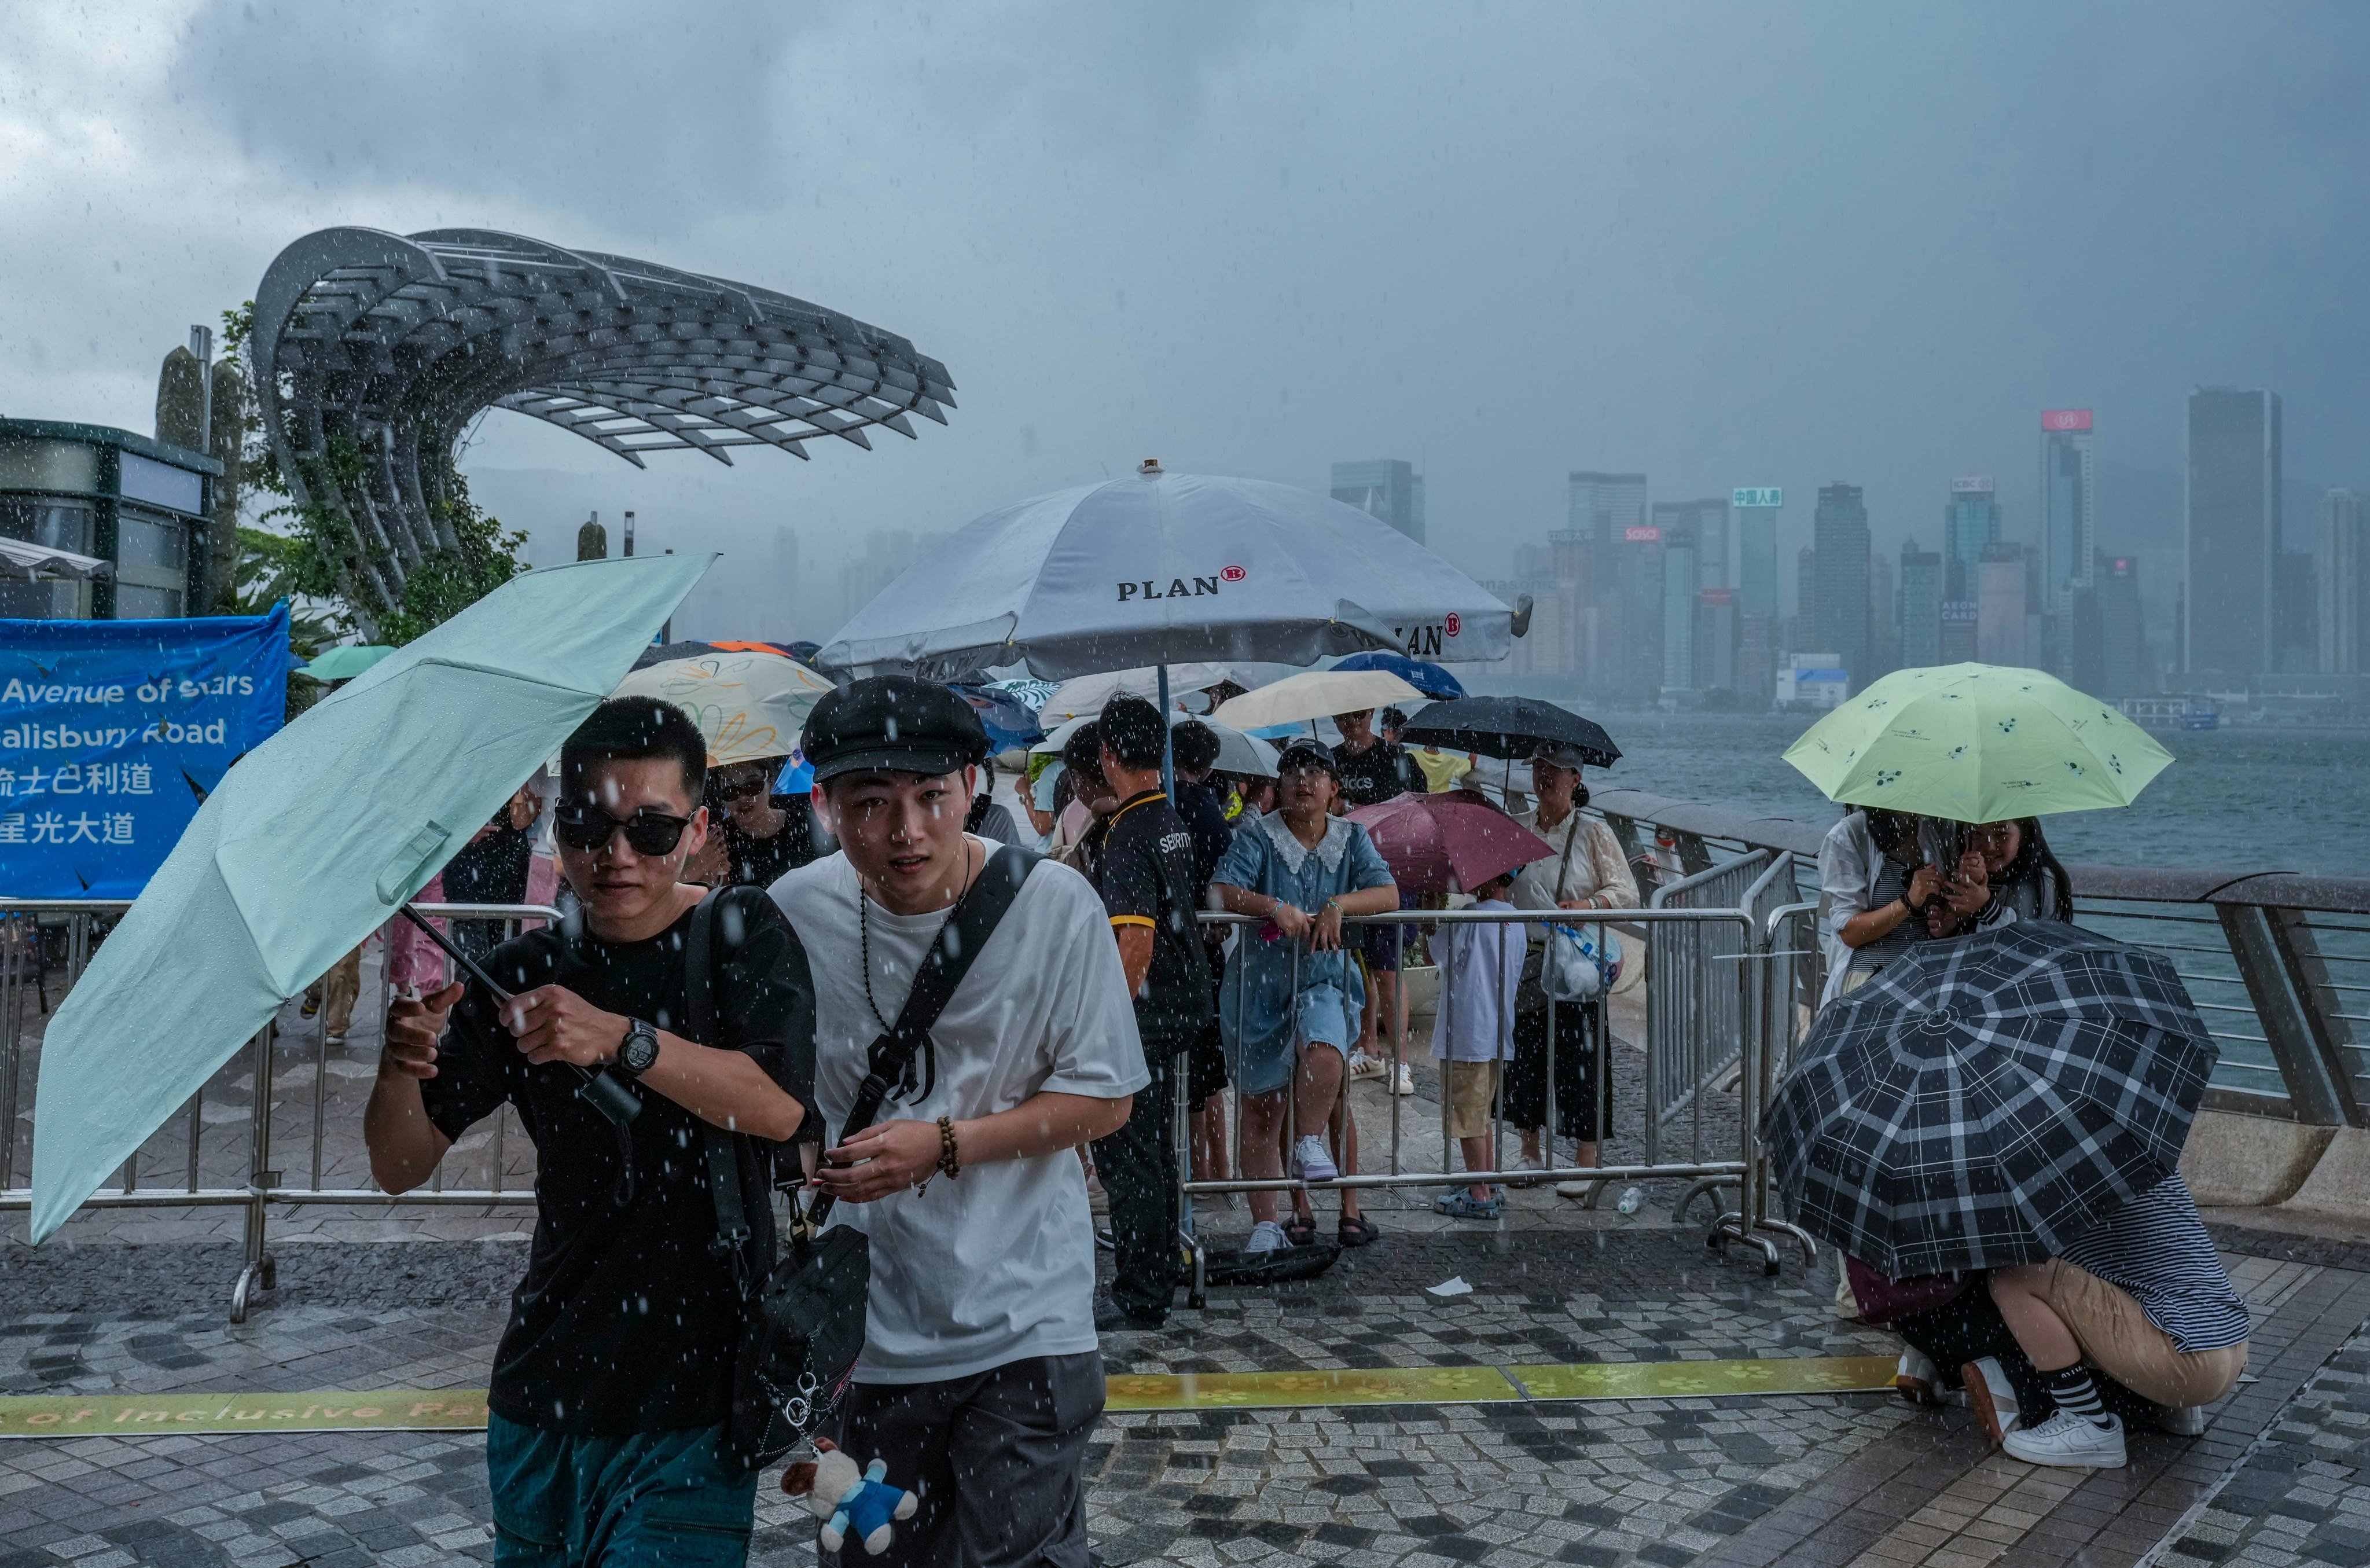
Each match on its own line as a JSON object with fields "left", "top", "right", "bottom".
{"left": 771, "top": 676, "right": 1146, "bottom": 1568}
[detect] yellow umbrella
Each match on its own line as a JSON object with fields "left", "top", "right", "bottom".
{"left": 613, "top": 648, "right": 833, "bottom": 765}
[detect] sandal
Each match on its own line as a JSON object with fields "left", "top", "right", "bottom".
{"left": 1283, "top": 1214, "right": 1318, "bottom": 1247}
{"left": 1337, "top": 1214, "right": 1381, "bottom": 1247}
{"left": 1434, "top": 1192, "right": 1502, "bottom": 1221}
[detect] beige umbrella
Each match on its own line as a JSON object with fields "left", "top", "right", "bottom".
{"left": 1212, "top": 668, "right": 1424, "bottom": 732}
{"left": 613, "top": 647, "right": 834, "bottom": 765}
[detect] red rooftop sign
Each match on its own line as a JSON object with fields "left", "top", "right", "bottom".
{"left": 2042, "top": 409, "right": 2093, "bottom": 431}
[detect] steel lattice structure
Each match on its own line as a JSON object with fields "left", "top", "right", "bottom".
{"left": 252, "top": 226, "right": 957, "bottom": 616}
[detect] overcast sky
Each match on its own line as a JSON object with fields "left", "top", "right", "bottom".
{"left": 3, "top": 1, "right": 2364, "bottom": 634}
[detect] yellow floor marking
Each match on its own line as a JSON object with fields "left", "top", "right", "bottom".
{"left": 0, "top": 1358, "right": 1901, "bottom": 1436}
{"left": 1508, "top": 1356, "right": 1900, "bottom": 1401}
{"left": 0, "top": 1391, "right": 488, "bottom": 1438}
{"left": 1105, "top": 1365, "right": 1520, "bottom": 1411}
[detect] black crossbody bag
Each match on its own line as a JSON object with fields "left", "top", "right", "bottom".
{"left": 685, "top": 846, "right": 1040, "bottom": 1471}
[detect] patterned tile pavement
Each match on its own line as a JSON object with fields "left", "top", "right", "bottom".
{"left": 0, "top": 1227, "right": 2364, "bottom": 1567}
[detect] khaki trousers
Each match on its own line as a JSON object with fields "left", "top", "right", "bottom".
{"left": 2046, "top": 1258, "right": 2247, "bottom": 1409}
{"left": 306, "top": 945, "right": 363, "bottom": 1035}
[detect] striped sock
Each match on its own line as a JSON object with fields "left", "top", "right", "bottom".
{"left": 2045, "top": 1365, "right": 2108, "bottom": 1423}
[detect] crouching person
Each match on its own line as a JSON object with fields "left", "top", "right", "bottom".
{"left": 363, "top": 696, "right": 818, "bottom": 1565}
{"left": 1961, "top": 1172, "right": 2250, "bottom": 1469}
{"left": 774, "top": 677, "right": 1145, "bottom": 1568}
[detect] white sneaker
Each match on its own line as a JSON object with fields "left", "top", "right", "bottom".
{"left": 1894, "top": 1347, "right": 1941, "bottom": 1406}
{"left": 1347, "top": 1051, "right": 1384, "bottom": 1081}
{"left": 2153, "top": 1403, "right": 2210, "bottom": 1437}
{"left": 1291, "top": 1135, "right": 1339, "bottom": 1183}
{"left": 1391, "top": 1064, "right": 1417, "bottom": 1096}
{"left": 1961, "top": 1357, "right": 2022, "bottom": 1442}
{"left": 1244, "top": 1220, "right": 1290, "bottom": 1254}
{"left": 2004, "top": 1409, "right": 2126, "bottom": 1470}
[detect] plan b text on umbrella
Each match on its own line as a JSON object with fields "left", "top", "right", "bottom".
{"left": 1117, "top": 567, "right": 1244, "bottom": 601}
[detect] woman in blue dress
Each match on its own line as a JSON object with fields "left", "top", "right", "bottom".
{"left": 1208, "top": 740, "right": 1399, "bottom": 1254}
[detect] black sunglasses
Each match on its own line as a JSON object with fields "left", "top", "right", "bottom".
{"left": 713, "top": 772, "right": 771, "bottom": 801}
{"left": 553, "top": 804, "right": 694, "bottom": 856}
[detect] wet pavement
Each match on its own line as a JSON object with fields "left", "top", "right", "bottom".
{"left": 0, "top": 1225, "right": 2364, "bottom": 1568}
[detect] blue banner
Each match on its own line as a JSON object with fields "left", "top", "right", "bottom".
{"left": 0, "top": 605, "right": 288, "bottom": 896}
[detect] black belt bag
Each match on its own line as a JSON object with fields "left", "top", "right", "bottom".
{"left": 687, "top": 847, "right": 1039, "bottom": 1471}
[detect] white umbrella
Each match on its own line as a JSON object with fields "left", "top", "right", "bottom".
{"left": 1031, "top": 713, "right": 1278, "bottom": 779}
{"left": 817, "top": 464, "right": 1519, "bottom": 680}
{"left": 612, "top": 647, "right": 833, "bottom": 766}
{"left": 1037, "top": 662, "right": 1245, "bottom": 724}
{"left": 1212, "top": 669, "right": 1424, "bottom": 731}
{"left": 0, "top": 536, "right": 112, "bottom": 582}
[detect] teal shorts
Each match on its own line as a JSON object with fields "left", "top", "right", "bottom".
{"left": 487, "top": 1413, "right": 757, "bottom": 1567}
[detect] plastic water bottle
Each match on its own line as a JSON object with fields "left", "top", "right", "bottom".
{"left": 1616, "top": 1186, "right": 1644, "bottom": 1215}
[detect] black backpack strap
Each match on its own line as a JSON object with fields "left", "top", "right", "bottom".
{"left": 810, "top": 843, "right": 1039, "bottom": 1229}
{"left": 683, "top": 890, "right": 756, "bottom": 1268}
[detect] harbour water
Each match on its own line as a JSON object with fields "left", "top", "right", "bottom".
{"left": 1586, "top": 712, "right": 2370, "bottom": 880}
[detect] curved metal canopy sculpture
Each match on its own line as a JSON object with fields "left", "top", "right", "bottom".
{"left": 252, "top": 226, "right": 957, "bottom": 616}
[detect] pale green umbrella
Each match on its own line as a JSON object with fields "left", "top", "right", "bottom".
{"left": 298, "top": 644, "right": 396, "bottom": 682}
{"left": 1783, "top": 662, "right": 2172, "bottom": 824}
{"left": 29, "top": 555, "right": 710, "bottom": 1241}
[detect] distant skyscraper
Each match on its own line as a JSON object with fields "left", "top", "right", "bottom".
{"left": 1899, "top": 539, "right": 1942, "bottom": 670}
{"left": 1976, "top": 545, "right": 2029, "bottom": 666}
{"left": 2185, "top": 387, "right": 2283, "bottom": 675}
{"left": 1652, "top": 498, "right": 1732, "bottom": 589}
{"left": 1866, "top": 549, "right": 1897, "bottom": 681}
{"left": 2093, "top": 553, "right": 2150, "bottom": 697}
{"left": 1569, "top": 472, "right": 1648, "bottom": 545}
{"left": 1736, "top": 497, "right": 1779, "bottom": 619}
{"left": 1792, "top": 544, "right": 1817, "bottom": 655}
{"left": 1696, "top": 589, "right": 1737, "bottom": 695}
{"left": 1942, "top": 476, "right": 2001, "bottom": 603}
{"left": 1813, "top": 483, "right": 1872, "bottom": 686}
{"left": 1331, "top": 460, "right": 1425, "bottom": 544}
{"left": 2040, "top": 411, "right": 2097, "bottom": 651}
{"left": 1661, "top": 529, "right": 1697, "bottom": 691}
{"left": 2277, "top": 552, "right": 2318, "bottom": 674}
{"left": 2323, "top": 489, "right": 2368, "bottom": 675}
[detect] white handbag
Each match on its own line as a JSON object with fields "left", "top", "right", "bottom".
{"left": 1540, "top": 817, "right": 1623, "bottom": 1002}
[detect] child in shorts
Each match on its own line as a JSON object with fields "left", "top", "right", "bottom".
{"left": 1428, "top": 871, "right": 1525, "bottom": 1220}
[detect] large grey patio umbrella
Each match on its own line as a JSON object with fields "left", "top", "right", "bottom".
{"left": 815, "top": 463, "right": 1524, "bottom": 680}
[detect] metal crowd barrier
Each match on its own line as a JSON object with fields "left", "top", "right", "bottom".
{"left": 1172, "top": 896, "right": 1818, "bottom": 1304}
{"left": 0, "top": 898, "right": 558, "bottom": 1321}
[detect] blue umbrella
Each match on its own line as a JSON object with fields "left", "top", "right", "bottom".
{"left": 1332, "top": 650, "right": 1465, "bottom": 699}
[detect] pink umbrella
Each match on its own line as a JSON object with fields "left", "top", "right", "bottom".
{"left": 1347, "top": 792, "right": 1555, "bottom": 895}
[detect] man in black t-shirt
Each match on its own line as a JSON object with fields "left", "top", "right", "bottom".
{"left": 1332, "top": 706, "right": 1408, "bottom": 809}
{"left": 1084, "top": 695, "right": 1213, "bottom": 1331}
{"left": 1333, "top": 707, "right": 1413, "bottom": 1087}
{"left": 365, "top": 697, "right": 815, "bottom": 1566}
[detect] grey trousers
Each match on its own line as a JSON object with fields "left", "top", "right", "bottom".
{"left": 828, "top": 1352, "right": 1104, "bottom": 1568}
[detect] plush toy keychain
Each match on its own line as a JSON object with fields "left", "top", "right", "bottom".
{"left": 782, "top": 1437, "right": 917, "bottom": 1556}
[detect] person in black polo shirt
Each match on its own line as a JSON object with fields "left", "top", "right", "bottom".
{"left": 1085, "top": 693, "right": 1214, "bottom": 1331}
{"left": 365, "top": 697, "right": 815, "bottom": 1566}
{"left": 1333, "top": 706, "right": 1415, "bottom": 1093}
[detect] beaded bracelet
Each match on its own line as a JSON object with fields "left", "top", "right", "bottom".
{"left": 936, "top": 1114, "right": 962, "bottom": 1181}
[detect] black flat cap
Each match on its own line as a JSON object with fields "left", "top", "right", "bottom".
{"left": 802, "top": 675, "right": 989, "bottom": 783}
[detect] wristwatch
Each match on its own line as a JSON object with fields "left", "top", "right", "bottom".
{"left": 615, "top": 1019, "right": 661, "bottom": 1078}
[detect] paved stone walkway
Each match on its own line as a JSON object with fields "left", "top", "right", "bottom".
{"left": 1, "top": 1228, "right": 2363, "bottom": 1568}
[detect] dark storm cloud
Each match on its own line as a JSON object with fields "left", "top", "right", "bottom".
{"left": 6, "top": 0, "right": 2367, "bottom": 630}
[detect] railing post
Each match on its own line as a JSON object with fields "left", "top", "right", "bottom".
{"left": 2218, "top": 904, "right": 2361, "bottom": 1128}
{"left": 230, "top": 1024, "right": 278, "bottom": 1323}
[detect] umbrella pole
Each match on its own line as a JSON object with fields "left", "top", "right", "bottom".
{"left": 1159, "top": 664, "right": 1175, "bottom": 799}
{"left": 395, "top": 906, "right": 641, "bottom": 1128}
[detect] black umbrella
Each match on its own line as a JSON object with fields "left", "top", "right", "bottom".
{"left": 1761, "top": 920, "right": 2217, "bottom": 1279}
{"left": 1397, "top": 695, "right": 1620, "bottom": 767}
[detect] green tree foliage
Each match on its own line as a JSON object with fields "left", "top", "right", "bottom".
{"left": 220, "top": 303, "right": 525, "bottom": 645}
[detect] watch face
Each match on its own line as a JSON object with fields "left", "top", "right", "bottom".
{"left": 623, "top": 1023, "right": 659, "bottom": 1073}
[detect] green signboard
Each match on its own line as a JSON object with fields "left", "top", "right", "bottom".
{"left": 1732, "top": 487, "right": 1784, "bottom": 508}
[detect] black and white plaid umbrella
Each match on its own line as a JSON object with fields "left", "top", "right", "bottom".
{"left": 1761, "top": 920, "right": 2217, "bottom": 1279}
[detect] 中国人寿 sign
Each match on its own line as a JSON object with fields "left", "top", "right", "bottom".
{"left": 0, "top": 605, "right": 286, "bottom": 896}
